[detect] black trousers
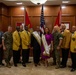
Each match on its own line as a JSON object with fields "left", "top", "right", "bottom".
{"left": 61, "top": 48, "right": 69, "bottom": 66}
{"left": 13, "top": 50, "right": 20, "bottom": 65}
{"left": 71, "top": 52, "right": 76, "bottom": 69}
{"left": 33, "top": 48, "right": 41, "bottom": 64}
{"left": 0, "top": 47, "right": 3, "bottom": 65}
{"left": 22, "top": 49, "right": 30, "bottom": 64}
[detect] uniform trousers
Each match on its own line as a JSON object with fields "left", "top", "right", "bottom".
{"left": 4, "top": 46, "right": 12, "bottom": 64}
{"left": 52, "top": 49, "right": 60, "bottom": 66}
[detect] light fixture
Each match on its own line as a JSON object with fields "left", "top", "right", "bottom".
{"left": 16, "top": 2, "right": 23, "bottom": 5}
{"left": 62, "top": 6, "right": 66, "bottom": 9}
{"left": 30, "top": 0, "right": 47, "bottom": 5}
{"left": 62, "top": 1, "right": 70, "bottom": 3}
{"left": 21, "top": 7, "right": 24, "bottom": 10}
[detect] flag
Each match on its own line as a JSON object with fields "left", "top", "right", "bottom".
{"left": 25, "top": 10, "right": 32, "bottom": 28}
{"left": 55, "top": 8, "right": 62, "bottom": 26}
{"left": 40, "top": 5, "right": 45, "bottom": 33}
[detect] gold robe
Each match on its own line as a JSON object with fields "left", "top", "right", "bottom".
{"left": 13, "top": 30, "right": 20, "bottom": 50}
{"left": 61, "top": 29, "right": 71, "bottom": 49}
{"left": 20, "top": 30, "right": 31, "bottom": 49}
{"left": 70, "top": 31, "right": 76, "bottom": 53}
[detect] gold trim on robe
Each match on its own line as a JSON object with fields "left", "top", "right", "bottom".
{"left": 42, "top": 34, "right": 51, "bottom": 56}
{"left": 32, "top": 31, "right": 41, "bottom": 46}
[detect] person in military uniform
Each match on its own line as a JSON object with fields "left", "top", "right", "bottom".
{"left": 20, "top": 26, "right": 31, "bottom": 67}
{"left": 0, "top": 28, "right": 4, "bottom": 67}
{"left": 60, "top": 24, "right": 71, "bottom": 68}
{"left": 52, "top": 26, "right": 63, "bottom": 69}
{"left": 70, "top": 26, "right": 76, "bottom": 72}
{"left": 13, "top": 26, "right": 20, "bottom": 67}
{"left": 2, "top": 26, "right": 13, "bottom": 68}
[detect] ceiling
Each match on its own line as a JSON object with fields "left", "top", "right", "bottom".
{"left": 0, "top": 0, "right": 76, "bottom": 6}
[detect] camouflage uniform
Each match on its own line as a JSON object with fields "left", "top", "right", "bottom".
{"left": 2, "top": 31, "right": 13, "bottom": 65}
{"left": 52, "top": 31, "right": 63, "bottom": 68}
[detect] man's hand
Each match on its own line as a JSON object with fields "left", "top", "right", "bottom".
{"left": 30, "top": 47, "right": 33, "bottom": 50}
{"left": 3, "top": 46, "right": 6, "bottom": 50}
{"left": 51, "top": 47, "right": 53, "bottom": 51}
{"left": 57, "top": 46, "right": 60, "bottom": 50}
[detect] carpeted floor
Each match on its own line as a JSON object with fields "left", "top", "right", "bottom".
{"left": 0, "top": 57, "right": 76, "bottom": 75}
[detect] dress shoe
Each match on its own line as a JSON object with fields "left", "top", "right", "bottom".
{"left": 6, "top": 64, "right": 11, "bottom": 68}
{"left": 38, "top": 63, "right": 41, "bottom": 66}
{"left": 55, "top": 66, "right": 60, "bottom": 69}
{"left": 71, "top": 68, "right": 75, "bottom": 72}
{"left": 26, "top": 61, "right": 31, "bottom": 63}
{"left": 60, "top": 65, "right": 66, "bottom": 68}
{"left": 18, "top": 61, "right": 22, "bottom": 63}
{"left": 35, "top": 64, "right": 37, "bottom": 67}
{"left": 22, "top": 64, "right": 26, "bottom": 67}
{"left": 0, "top": 63, "right": 4, "bottom": 67}
{"left": 68, "top": 65, "right": 72, "bottom": 68}
{"left": 14, "top": 64, "right": 17, "bottom": 67}
{"left": 1, "top": 63, "right": 4, "bottom": 66}
{"left": 51, "top": 62, "right": 56, "bottom": 66}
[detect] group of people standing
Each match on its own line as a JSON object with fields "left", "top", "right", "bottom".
{"left": 0, "top": 24, "right": 76, "bottom": 72}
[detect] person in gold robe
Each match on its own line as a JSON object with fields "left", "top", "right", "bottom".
{"left": 13, "top": 26, "right": 20, "bottom": 67}
{"left": 60, "top": 24, "right": 71, "bottom": 68}
{"left": 70, "top": 26, "right": 76, "bottom": 72}
{"left": 20, "top": 26, "right": 31, "bottom": 67}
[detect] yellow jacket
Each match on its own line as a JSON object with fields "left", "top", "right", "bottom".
{"left": 20, "top": 30, "right": 31, "bottom": 49}
{"left": 70, "top": 31, "right": 76, "bottom": 53}
{"left": 13, "top": 30, "right": 20, "bottom": 50}
{"left": 61, "top": 29, "right": 71, "bottom": 48}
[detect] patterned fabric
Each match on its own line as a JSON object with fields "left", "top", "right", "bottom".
{"left": 53, "top": 31, "right": 63, "bottom": 49}
{"left": 52, "top": 31, "right": 63, "bottom": 67}
{"left": 70, "top": 31, "right": 76, "bottom": 53}
{"left": 61, "top": 29, "right": 71, "bottom": 48}
{"left": 40, "top": 5, "right": 45, "bottom": 33}
{"left": 2, "top": 31, "right": 13, "bottom": 64}
{"left": 2, "top": 31, "right": 13, "bottom": 47}
{"left": 41, "top": 34, "right": 53, "bottom": 59}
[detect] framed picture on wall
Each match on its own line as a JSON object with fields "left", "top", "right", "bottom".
{"left": 61, "top": 22, "right": 70, "bottom": 30}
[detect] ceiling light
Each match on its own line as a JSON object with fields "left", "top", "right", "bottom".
{"left": 30, "top": 0, "right": 47, "bottom": 5}
{"left": 16, "top": 2, "right": 23, "bottom": 5}
{"left": 21, "top": 7, "right": 24, "bottom": 10}
{"left": 62, "top": 1, "right": 70, "bottom": 3}
{"left": 62, "top": 6, "right": 66, "bottom": 9}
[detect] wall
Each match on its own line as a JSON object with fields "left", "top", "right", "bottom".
{"left": 0, "top": 3, "right": 9, "bottom": 32}
{"left": 26, "top": 5, "right": 76, "bottom": 32}
{"left": 8, "top": 6, "right": 24, "bottom": 31}
{"left": 0, "top": 3, "right": 76, "bottom": 32}
{"left": 8, "top": 5, "right": 76, "bottom": 32}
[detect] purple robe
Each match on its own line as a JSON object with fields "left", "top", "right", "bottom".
{"left": 41, "top": 34, "right": 53, "bottom": 59}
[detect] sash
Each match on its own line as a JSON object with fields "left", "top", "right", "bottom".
{"left": 42, "top": 34, "right": 51, "bottom": 56}
{"left": 32, "top": 31, "right": 41, "bottom": 46}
